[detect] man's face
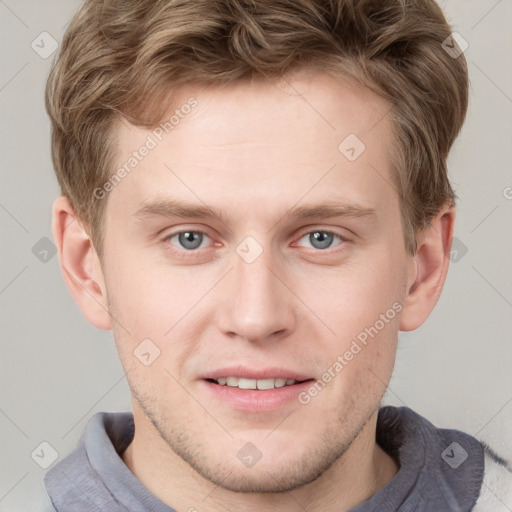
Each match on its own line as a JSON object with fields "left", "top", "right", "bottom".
{"left": 99, "top": 70, "right": 414, "bottom": 492}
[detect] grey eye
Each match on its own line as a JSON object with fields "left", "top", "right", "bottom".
{"left": 176, "top": 231, "right": 204, "bottom": 250}
{"left": 296, "top": 230, "right": 343, "bottom": 250}
{"left": 309, "top": 231, "right": 335, "bottom": 249}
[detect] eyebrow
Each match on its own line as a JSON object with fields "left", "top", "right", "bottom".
{"left": 133, "top": 198, "right": 377, "bottom": 226}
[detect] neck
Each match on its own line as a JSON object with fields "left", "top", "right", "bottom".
{"left": 122, "top": 406, "right": 399, "bottom": 512}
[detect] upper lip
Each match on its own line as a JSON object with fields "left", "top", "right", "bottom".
{"left": 201, "top": 366, "right": 314, "bottom": 382}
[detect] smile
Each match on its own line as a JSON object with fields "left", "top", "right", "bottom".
{"left": 208, "top": 377, "right": 301, "bottom": 390}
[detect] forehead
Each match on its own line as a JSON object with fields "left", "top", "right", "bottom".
{"left": 109, "top": 70, "right": 396, "bottom": 226}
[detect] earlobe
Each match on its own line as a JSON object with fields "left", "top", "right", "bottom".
{"left": 52, "top": 196, "right": 112, "bottom": 330}
{"left": 399, "top": 205, "right": 456, "bottom": 332}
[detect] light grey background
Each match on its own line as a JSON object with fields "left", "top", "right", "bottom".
{"left": 1, "top": 0, "right": 511, "bottom": 510}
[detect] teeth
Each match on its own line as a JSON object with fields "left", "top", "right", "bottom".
{"left": 226, "top": 377, "right": 239, "bottom": 386}
{"left": 257, "top": 378, "right": 274, "bottom": 390}
{"left": 274, "top": 378, "right": 287, "bottom": 388}
{"left": 215, "top": 377, "right": 298, "bottom": 389}
{"left": 238, "top": 378, "right": 257, "bottom": 389}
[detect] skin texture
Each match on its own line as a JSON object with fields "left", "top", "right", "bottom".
{"left": 53, "top": 69, "right": 455, "bottom": 511}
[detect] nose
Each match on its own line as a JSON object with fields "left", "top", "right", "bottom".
{"left": 215, "top": 245, "right": 297, "bottom": 343}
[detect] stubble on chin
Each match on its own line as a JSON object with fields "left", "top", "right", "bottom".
{"left": 128, "top": 385, "right": 376, "bottom": 494}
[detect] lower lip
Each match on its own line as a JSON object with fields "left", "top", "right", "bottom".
{"left": 200, "top": 379, "right": 314, "bottom": 412}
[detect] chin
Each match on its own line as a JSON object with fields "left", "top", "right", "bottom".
{"left": 165, "top": 428, "right": 356, "bottom": 494}
{"left": 181, "top": 452, "right": 339, "bottom": 493}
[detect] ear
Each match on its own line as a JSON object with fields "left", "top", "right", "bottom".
{"left": 52, "top": 196, "right": 112, "bottom": 330}
{"left": 399, "top": 205, "right": 456, "bottom": 331}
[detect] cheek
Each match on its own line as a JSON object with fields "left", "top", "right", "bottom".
{"left": 105, "top": 251, "right": 208, "bottom": 331}
{"left": 104, "top": 253, "right": 218, "bottom": 373}
{"left": 294, "top": 247, "right": 405, "bottom": 403}
{"left": 305, "top": 249, "right": 406, "bottom": 340}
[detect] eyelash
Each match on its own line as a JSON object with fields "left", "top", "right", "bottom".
{"left": 293, "top": 230, "right": 346, "bottom": 251}
{"left": 163, "top": 228, "right": 347, "bottom": 255}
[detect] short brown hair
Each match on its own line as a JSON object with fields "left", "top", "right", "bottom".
{"left": 46, "top": 0, "right": 468, "bottom": 256}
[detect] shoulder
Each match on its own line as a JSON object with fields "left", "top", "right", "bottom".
{"left": 473, "top": 442, "right": 512, "bottom": 511}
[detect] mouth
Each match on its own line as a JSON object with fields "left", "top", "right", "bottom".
{"left": 200, "top": 368, "right": 315, "bottom": 412}
{"left": 205, "top": 376, "right": 310, "bottom": 390}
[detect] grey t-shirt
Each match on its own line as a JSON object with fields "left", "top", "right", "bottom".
{"left": 43, "top": 406, "right": 485, "bottom": 511}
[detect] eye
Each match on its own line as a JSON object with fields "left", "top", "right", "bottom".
{"left": 296, "top": 230, "right": 344, "bottom": 250}
{"left": 167, "top": 231, "right": 211, "bottom": 251}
